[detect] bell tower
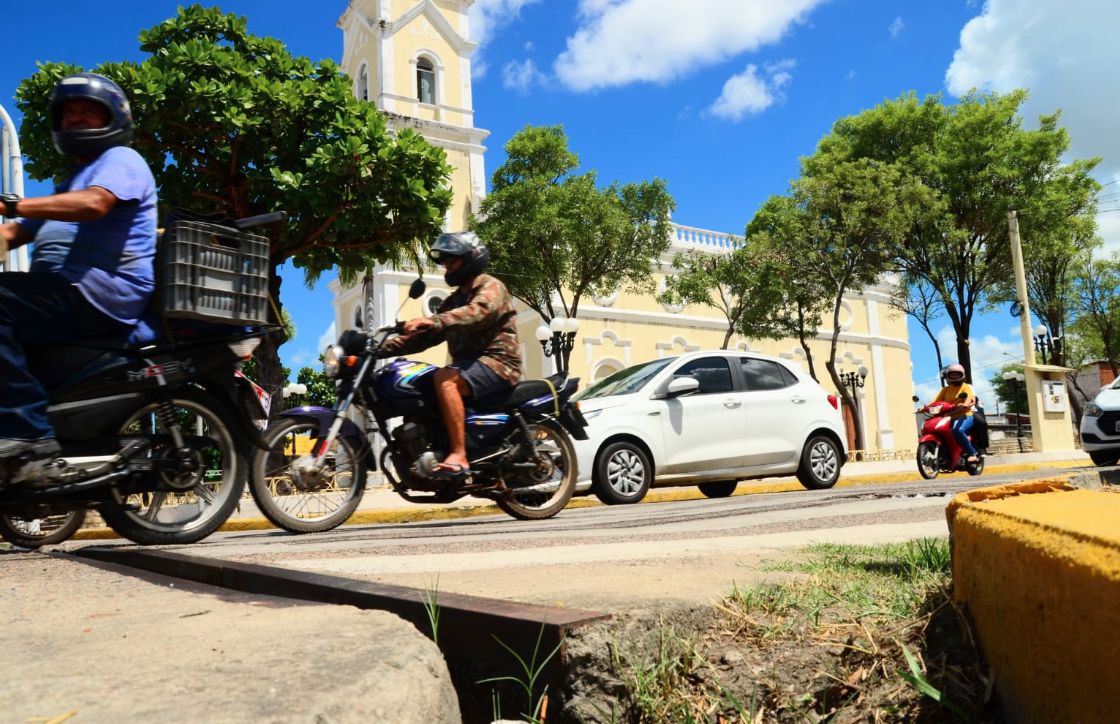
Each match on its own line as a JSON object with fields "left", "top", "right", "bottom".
{"left": 338, "top": 0, "right": 488, "bottom": 229}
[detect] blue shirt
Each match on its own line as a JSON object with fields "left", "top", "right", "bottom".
{"left": 19, "top": 146, "right": 157, "bottom": 325}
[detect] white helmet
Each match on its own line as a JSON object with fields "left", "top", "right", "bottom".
{"left": 944, "top": 363, "right": 966, "bottom": 383}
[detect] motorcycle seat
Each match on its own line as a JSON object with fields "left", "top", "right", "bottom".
{"left": 472, "top": 374, "right": 567, "bottom": 412}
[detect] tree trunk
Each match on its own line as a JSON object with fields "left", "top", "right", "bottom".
{"left": 721, "top": 325, "right": 734, "bottom": 350}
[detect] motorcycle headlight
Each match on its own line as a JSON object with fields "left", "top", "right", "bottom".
{"left": 323, "top": 345, "right": 343, "bottom": 379}
{"left": 1085, "top": 402, "right": 1104, "bottom": 417}
{"left": 228, "top": 336, "right": 262, "bottom": 360}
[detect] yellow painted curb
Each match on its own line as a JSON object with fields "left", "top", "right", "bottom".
{"left": 947, "top": 481, "right": 1120, "bottom": 723}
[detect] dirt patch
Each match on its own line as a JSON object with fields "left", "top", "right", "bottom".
{"left": 547, "top": 542, "right": 1000, "bottom": 723}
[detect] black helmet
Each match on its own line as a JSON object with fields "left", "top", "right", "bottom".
{"left": 49, "top": 73, "right": 134, "bottom": 159}
{"left": 429, "top": 231, "right": 489, "bottom": 286}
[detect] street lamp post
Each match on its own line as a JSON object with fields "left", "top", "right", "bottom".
{"left": 1033, "top": 324, "right": 1061, "bottom": 366}
{"left": 535, "top": 317, "right": 580, "bottom": 376}
{"left": 839, "top": 366, "right": 868, "bottom": 451}
{"left": 1002, "top": 370, "right": 1026, "bottom": 451}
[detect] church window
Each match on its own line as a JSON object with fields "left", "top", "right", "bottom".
{"left": 357, "top": 63, "right": 370, "bottom": 101}
{"left": 417, "top": 58, "right": 435, "bottom": 104}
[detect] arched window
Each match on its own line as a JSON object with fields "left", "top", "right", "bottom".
{"left": 416, "top": 58, "right": 435, "bottom": 104}
{"left": 357, "top": 63, "right": 370, "bottom": 102}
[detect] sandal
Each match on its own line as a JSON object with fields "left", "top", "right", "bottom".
{"left": 431, "top": 463, "right": 470, "bottom": 479}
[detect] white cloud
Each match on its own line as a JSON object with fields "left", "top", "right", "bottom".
{"left": 554, "top": 0, "right": 827, "bottom": 91}
{"left": 468, "top": 0, "right": 542, "bottom": 77}
{"left": 917, "top": 324, "right": 1023, "bottom": 409}
{"left": 945, "top": 0, "right": 1120, "bottom": 248}
{"left": 502, "top": 58, "right": 545, "bottom": 94}
{"left": 888, "top": 16, "right": 904, "bottom": 38}
{"left": 708, "top": 60, "right": 794, "bottom": 121}
{"left": 317, "top": 322, "right": 337, "bottom": 356}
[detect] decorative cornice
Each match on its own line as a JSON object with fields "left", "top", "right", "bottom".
{"left": 386, "top": 1, "right": 477, "bottom": 54}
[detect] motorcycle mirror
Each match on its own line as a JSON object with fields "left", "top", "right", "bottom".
{"left": 408, "top": 278, "right": 427, "bottom": 299}
{"left": 353, "top": 307, "right": 363, "bottom": 329}
{"left": 957, "top": 392, "right": 968, "bottom": 400}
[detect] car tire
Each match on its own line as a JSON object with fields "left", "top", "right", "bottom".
{"left": 1089, "top": 450, "right": 1120, "bottom": 467}
{"left": 594, "top": 441, "right": 652, "bottom": 505}
{"left": 698, "top": 480, "right": 738, "bottom": 498}
{"left": 796, "top": 434, "right": 841, "bottom": 490}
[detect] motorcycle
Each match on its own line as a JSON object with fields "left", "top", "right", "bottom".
{"left": 915, "top": 397, "right": 985, "bottom": 479}
{"left": 0, "top": 212, "right": 282, "bottom": 548}
{"left": 249, "top": 279, "right": 589, "bottom": 533}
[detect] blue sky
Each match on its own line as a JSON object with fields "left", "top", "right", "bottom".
{"left": 3, "top": 0, "right": 1118, "bottom": 410}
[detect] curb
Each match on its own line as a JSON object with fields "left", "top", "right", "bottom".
{"left": 71, "top": 459, "right": 1093, "bottom": 541}
{"left": 946, "top": 481, "right": 1120, "bottom": 722}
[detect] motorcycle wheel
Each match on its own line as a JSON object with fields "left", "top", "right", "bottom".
{"left": 0, "top": 511, "right": 86, "bottom": 548}
{"left": 100, "top": 389, "right": 246, "bottom": 546}
{"left": 916, "top": 441, "right": 941, "bottom": 480}
{"left": 495, "top": 420, "right": 577, "bottom": 521}
{"left": 249, "top": 418, "right": 368, "bottom": 534}
{"left": 966, "top": 455, "right": 985, "bottom": 476}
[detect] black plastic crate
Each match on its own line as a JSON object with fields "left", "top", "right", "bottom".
{"left": 161, "top": 220, "right": 270, "bottom": 324}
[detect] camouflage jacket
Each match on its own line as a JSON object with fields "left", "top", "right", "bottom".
{"left": 380, "top": 273, "right": 522, "bottom": 385}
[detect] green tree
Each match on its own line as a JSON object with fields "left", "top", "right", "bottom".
{"left": 1072, "top": 252, "right": 1120, "bottom": 377}
{"left": 471, "top": 125, "right": 675, "bottom": 370}
{"left": 807, "top": 90, "right": 1099, "bottom": 381}
{"left": 659, "top": 243, "right": 803, "bottom": 350}
{"left": 753, "top": 159, "right": 934, "bottom": 451}
{"left": 889, "top": 274, "right": 946, "bottom": 376}
{"left": 294, "top": 365, "right": 337, "bottom": 409}
{"left": 15, "top": 5, "right": 451, "bottom": 402}
{"left": 990, "top": 364, "right": 1028, "bottom": 415}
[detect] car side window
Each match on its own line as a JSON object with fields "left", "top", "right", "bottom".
{"left": 740, "top": 358, "right": 795, "bottom": 391}
{"left": 674, "top": 357, "right": 734, "bottom": 394}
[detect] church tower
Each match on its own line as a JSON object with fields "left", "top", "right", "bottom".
{"left": 337, "top": 0, "right": 488, "bottom": 229}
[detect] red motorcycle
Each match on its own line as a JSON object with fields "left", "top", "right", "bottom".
{"left": 916, "top": 400, "right": 985, "bottom": 479}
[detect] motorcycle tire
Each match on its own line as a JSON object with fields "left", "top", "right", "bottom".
{"left": 916, "top": 441, "right": 941, "bottom": 480}
{"left": 249, "top": 417, "right": 368, "bottom": 534}
{"left": 966, "top": 456, "right": 985, "bottom": 476}
{"left": 0, "top": 511, "right": 86, "bottom": 548}
{"left": 100, "top": 389, "right": 246, "bottom": 546}
{"left": 495, "top": 420, "right": 577, "bottom": 521}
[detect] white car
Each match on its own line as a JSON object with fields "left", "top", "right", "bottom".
{"left": 571, "top": 350, "right": 848, "bottom": 504}
{"left": 1079, "top": 378, "right": 1120, "bottom": 466}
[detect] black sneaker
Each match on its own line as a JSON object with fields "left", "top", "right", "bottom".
{"left": 0, "top": 438, "right": 61, "bottom": 460}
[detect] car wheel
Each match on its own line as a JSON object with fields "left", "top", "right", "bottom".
{"left": 1089, "top": 450, "right": 1120, "bottom": 467}
{"left": 796, "top": 435, "right": 841, "bottom": 490}
{"left": 594, "top": 441, "right": 652, "bottom": 505}
{"left": 698, "top": 480, "right": 737, "bottom": 498}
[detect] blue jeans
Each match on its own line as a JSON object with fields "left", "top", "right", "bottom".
{"left": 0, "top": 272, "right": 128, "bottom": 441}
{"left": 951, "top": 415, "right": 978, "bottom": 457}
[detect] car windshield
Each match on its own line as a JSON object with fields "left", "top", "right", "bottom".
{"left": 574, "top": 358, "right": 674, "bottom": 400}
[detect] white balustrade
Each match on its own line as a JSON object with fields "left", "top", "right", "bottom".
{"left": 671, "top": 223, "right": 744, "bottom": 252}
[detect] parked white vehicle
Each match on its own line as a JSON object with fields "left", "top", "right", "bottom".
{"left": 571, "top": 351, "right": 848, "bottom": 504}
{"left": 1079, "top": 378, "right": 1120, "bottom": 466}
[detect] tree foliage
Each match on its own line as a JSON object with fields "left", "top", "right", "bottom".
{"left": 15, "top": 4, "right": 452, "bottom": 402}
{"left": 1073, "top": 252, "right": 1120, "bottom": 376}
{"left": 806, "top": 90, "right": 1100, "bottom": 381}
{"left": 659, "top": 243, "right": 804, "bottom": 350}
{"left": 471, "top": 125, "right": 675, "bottom": 367}
{"left": 989, "top": 364, "right": 1028, "bottom": 415}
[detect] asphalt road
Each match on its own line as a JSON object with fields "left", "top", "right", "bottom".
{"left": 65, "top": 463, "right": 1089, "bottom": 613}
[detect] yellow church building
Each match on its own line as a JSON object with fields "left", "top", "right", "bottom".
{"left": 329, "top": 0, "right": 917, "bottom": 456}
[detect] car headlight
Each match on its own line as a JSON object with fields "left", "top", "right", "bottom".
{"left": 323, "top": 345, "right": 343, "bottom": 379}
{"left": 1085, "top": 402, "right": 1104, "bottom": 417}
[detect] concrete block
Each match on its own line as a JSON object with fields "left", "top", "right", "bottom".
{"left": 947, "top": 482, "right": 1120, "bottom": 724}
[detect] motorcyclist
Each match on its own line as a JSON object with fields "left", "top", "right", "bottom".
{"left": 377, "top": 231, "right": 520, "bottom": 477}
{"left": 0, "top": 73, "right": 157, "bottom": 460}
{"left": 929, "top": 363, "right": 980, "bottom": 464}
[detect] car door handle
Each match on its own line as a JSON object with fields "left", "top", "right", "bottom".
{"left": 723, "top": 399, "right": 742, "bottom": 409}
{"left": 790, "top": 396, "right": 807, "bottom": 404}
{"left": 648, "top": 411, "right": 661, "bottom": 416}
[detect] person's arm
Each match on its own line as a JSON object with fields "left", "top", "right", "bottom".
{"left": 430, "top": 278, "right": 505, "bottom": 333}
{"left": 377, "top": 321, "right": 443, "bottom": 358}
{"left": 10, "top": 187, "right": 117, "bottom": 223}
{"left": 0, "top": 221, "right": 33, "bottom": 253}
